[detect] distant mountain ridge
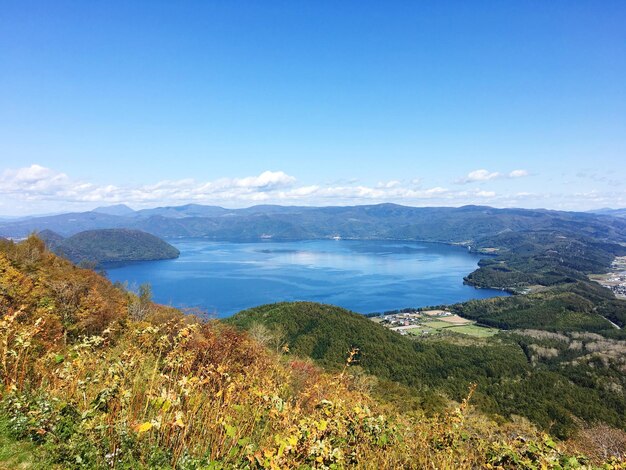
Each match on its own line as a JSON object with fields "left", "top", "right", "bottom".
{"left": 2, "top": 203, "right": 626, "bottom": 245}
{"left": 92, "top": 204, "right": 136, "bottom": 216}
{"left": 590, "top": 208, "right": 626, "bottom": 218}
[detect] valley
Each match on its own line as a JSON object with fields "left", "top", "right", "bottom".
{"left": 590, "top": 256, "right": 626, "bottom": 299}
{"left": 371, "top": 309, "right": 499, "bottom": 337}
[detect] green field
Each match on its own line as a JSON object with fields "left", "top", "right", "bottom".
{"left": 420, "top": 320, "right": 455, "bottom": 329}
{"left": 446, "top": 324, "right": 498, "bottom": 337}
{"left": 413, "top": 320, "right": 498, "bottom": 338}
{"left": 0, "top": 418, "right": 45, "bottom": 469}
{"left": 407, "top": 327, "right": 430, "bottom": 335}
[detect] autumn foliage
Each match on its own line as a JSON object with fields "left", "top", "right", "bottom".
{"left": 0, "top": 236, "right": 623, "bottom": 468}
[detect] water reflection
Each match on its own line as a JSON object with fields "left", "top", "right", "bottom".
{"left": 106, "top": 239, "right": 507, "bottom": 317}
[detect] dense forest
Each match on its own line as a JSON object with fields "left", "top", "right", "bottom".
{"left": 1, "top": 236, "right": 623, "bottom": 468}
{"left": 445, "top": 227, "right": 626, "bottom": 339}
{"left": 228, "top": 302, "right": 626, "bottom": 440}
{"left": 464, "top": 230, "right": 626, "bottom": 290}
{"left": 38, "top": 228, "right": 180, "bottom": 266}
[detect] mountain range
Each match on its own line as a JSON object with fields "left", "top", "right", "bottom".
{"left": 590, "top": 208, "right": 626, "bottom": 218}
{"left": 2, "top": 203, "right": 626, "bottom": 245}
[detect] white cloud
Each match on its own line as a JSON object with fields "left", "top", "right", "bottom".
{"left": 2, "top": 163, "right": 620, "bottom": 215}
{"left": 508, "top": 169, "right": 529, "bottom": 178}
{"left": 0, "top": 165, "right": 445, "bottom": 207}
{"left": 376, "top": 180, "right": 402, "bottom": 189}
{"left": 234, "top": 171, "right": 296, "bottom": 190}
{"left": 0, "top": 164, "right": 70, "bottom": 194}
{"left": 456, "top": 168, "right": 530, "bottom": 184}
{"left": 457, "top": 169, "right": 501, "bottom": 184}
{"left": 287, "top": 185, "right": 320, "bottom": 197}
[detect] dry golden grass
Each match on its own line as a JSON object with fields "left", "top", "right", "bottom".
{"left": 0, "top": 236, "right": 622, "bottom": 468}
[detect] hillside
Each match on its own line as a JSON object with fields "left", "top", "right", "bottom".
{"left": 228, "top": 302, "right": 425, "bottom": 377}
{"left": 36, "top": 229, "right": 65, "bottom": 248}
{"left": 52, "top": 228, "right": 180, "bottom": 265}
{"left": 2, "top": 236, "right": 613, "bottom": 468}
{"left": 465, "top": 230, "right": 626, "bottom": 289}
{"left": 228, "top": 302, "right": 626, "bottom": 440}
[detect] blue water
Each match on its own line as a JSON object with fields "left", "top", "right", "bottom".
{"left": 105, "top": 239, "right": 507, "bottom": 317}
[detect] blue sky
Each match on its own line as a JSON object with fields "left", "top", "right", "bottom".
{"left": 1, "top": 1, "right": 625, "bottom": 215}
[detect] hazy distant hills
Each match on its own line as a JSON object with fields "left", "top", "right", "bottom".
{"left": 38, "top": 228, "right": 180, "bottom": 265}
{"left": 92, "top": 203, "right": 136, "bottom": 216}
{"left": 2, "top": 203, "right": 626, "bottom": 244}
{"left": 0, "top": 211, "right": 128, "bottom": 237}
{"left": 590, "top": 208, "right": 626, "bottom": 218}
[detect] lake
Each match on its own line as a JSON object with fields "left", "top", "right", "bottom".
{"left": 105, "top": 239, "right": 508, "bottom": 317}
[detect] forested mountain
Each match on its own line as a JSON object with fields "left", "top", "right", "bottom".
{"left": 228, "top": 302, "right": 626, "bottom": 440}
{"left": 38, "top": 228, "right": 180, "bottom": 265}
{"left": 454, "top": 229, "right": 626, "bottom": 334}
{"left": 465, "top": 230, "right": 626, "bottom": 289}
{"left": 2, "top": 203, "right": 626, "bottom": 244}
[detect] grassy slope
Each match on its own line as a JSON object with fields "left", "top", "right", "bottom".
{"left": 0, "top": 417, "right": 57, "bottom": 470}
